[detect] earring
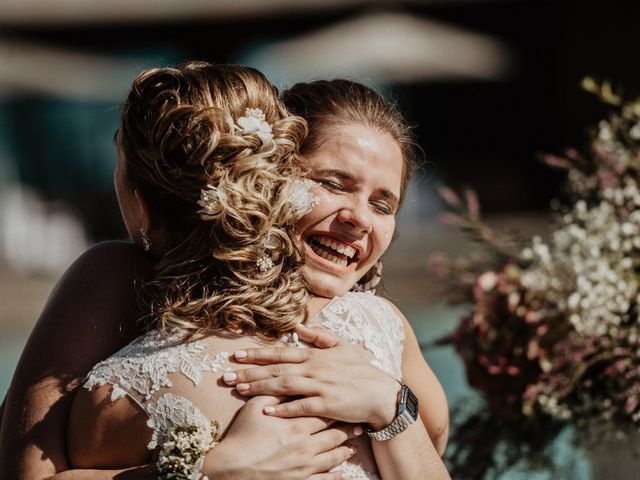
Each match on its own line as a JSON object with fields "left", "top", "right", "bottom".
{"left": 351, "top": 260, "right": 383, "bottom": 293}
{"left": 140, "top": 226, "right": 152, "bottom": 252}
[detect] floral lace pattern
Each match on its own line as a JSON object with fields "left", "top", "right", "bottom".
{"left": 312, "top": 291, "right": 405, "bottom": 380}
{"left": 84, "top": 329, "right": 231, "bottom": 402}
{"left": 332, "top": 461, "right": 381, "bottom": 480}
{"left": 83, "top": 292, "right": 406, "bottom": 480}
{"left": 83, "top": 330, "right": 231, "bottom": 452}
{"left": 146, "top": 393, "right": 212, "bottom": 450}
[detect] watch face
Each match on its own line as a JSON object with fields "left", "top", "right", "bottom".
{"left": 398, "top": 385, "right": 419, "bottom": 420}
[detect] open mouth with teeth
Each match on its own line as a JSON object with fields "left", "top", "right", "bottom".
{"left": 307, "top": 235, "right": 358, "bottom": 267}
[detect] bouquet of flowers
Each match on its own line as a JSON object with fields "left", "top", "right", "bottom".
{"left": 434, "top": 79, "right": 640, "bottom": 478}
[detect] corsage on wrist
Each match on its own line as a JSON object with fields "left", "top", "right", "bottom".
{"left": 156, "top": 421, "right": 220, "bottom": 480}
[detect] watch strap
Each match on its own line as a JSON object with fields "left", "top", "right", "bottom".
{"left": 365, "top": 384, "right": 418, "bottom": 441}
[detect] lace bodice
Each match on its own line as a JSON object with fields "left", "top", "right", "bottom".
{"left": 83, "top": 291, "right": 405, "bottom": 479}
{"left": 315, "top": 291, "right": 404, "bottom": 380}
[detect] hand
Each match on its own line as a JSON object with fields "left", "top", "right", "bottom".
{"left": 206, "top": 396, "right": 362, "bottom": 480}
{"left": 223, "top": 325, "right": 401, "bottom": 431}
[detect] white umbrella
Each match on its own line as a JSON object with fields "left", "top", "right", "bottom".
{"left": 244, "top": 11, "right": 515, "bottom": 86}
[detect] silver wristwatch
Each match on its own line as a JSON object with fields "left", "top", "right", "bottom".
{"left": 365, "top": 384, "right": 419, "bottom": 441}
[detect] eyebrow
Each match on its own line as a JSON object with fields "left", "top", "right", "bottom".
{"left": 113, "top": 128, "right": 119, "bottom": 145}
{"left": 314, "top": 168, "right": 400, "bottom": 207}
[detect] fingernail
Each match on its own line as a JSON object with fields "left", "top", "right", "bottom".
{"left": 236, "top": 383, "right": 249, "bottom": 392}
{"left": 348, "top": 445, "right": 357, "bottom": 455}
{"left": 223, "top": 372, "right": 237, "bottom": 383}
{"left": 354, "top": 425, "right": 363, "bottom": 436}
{"left": 234, "top": 350, "right": 247, "bottom": 359}
{"left": 263, "top": 406, "right": 276, "bottom": 414}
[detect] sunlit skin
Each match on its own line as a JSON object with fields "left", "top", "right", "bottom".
{"left": 296, "top": 122, "right": 403, "bottom": 299}
{"left": 113, "top": 133, "right": 144, "bottom": 246}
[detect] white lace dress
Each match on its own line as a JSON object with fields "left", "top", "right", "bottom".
{"left": 84, "top": 291, "right": 405, "bottom": 480}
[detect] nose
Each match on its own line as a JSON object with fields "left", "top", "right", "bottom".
{"left": 337, "top": 197, "right": 373, "bottom": 235}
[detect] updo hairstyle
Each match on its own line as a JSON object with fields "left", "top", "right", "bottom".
{"left": 119, "top": 61, "right": 309, "bottom": 339}
{"left": 281, "top": 79, "right": 420, "bottom": 203}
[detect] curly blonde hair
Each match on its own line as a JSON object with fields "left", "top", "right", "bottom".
{"left": 118, "top": 62, "right": 309, "bottom": 340}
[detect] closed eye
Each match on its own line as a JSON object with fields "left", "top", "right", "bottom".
{"left": 371, "top": 201, "right": 394, "bottom": 215}
{"left": 317, "top": 178, "right": 344, "bottom": 191}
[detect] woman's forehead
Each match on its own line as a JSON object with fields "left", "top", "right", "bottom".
{"left": 307, "top": 123, "right": 403, "bottom": 194}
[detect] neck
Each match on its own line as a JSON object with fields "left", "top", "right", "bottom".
{"left": 306, "top": 295, "right": 333, "bottom": 321}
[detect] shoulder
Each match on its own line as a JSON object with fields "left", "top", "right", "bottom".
{"left": 341, "top": 290, "right": 399, "bottom": 312}
{"left": 59, "top": 240, "right": 153, "bottom": 293}
{"left": 347, "top": 292, "right": 406, "bottom": 331}
{"left": 44, "top": 241, "right": 154, "bottom": 340}
{"left": 19, "top": 241, "right": 153, "bottom": 399}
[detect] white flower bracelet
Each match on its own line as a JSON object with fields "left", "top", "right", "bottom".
{"left": 156, "top": 421, "right": 220, "bottom": 480}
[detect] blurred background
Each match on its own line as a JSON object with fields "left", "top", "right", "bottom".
{"left": 0, "top": 0, "right": 638, "bottom": 477}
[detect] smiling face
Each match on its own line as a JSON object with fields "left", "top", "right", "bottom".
{"left": 295, "top": 122, "right": 404, "bottom": 298}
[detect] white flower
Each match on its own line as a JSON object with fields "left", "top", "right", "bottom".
{"left": 237, "top": 108, "right": 273, "bottom": 142}
{"left": 256, "top": 254, "right": 274, "bottom": 272}
{"left": 264, "top": 233, "right": 279, "bottom": 250}
{"left": 286, "top": 179, "right": 319, "bottom": 221}
{"left": 197, "top": 185, "right": 223, "bottom": 221}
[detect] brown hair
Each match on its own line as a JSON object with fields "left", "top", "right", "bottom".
{"left": 281, "top": 79, "right": 420, "bottom": 203}
{"left": 119, "top": 61, "right": 309, "bottom": 339}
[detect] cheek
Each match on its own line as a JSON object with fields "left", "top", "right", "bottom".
{"left": 294, "top": 188, "right": 341, "bottom": 234}
{"left": 374, "top": 218, "right": 396, "bottom": 255}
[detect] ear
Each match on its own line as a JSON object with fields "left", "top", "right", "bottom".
{"left": 134, "top": 189, "right": 153, "bottom": 232}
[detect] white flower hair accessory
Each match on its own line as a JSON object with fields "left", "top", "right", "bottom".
{"left": 197, "top": 185, "right": 224, "bottom": 221}
{"left": 256, "top": 253, "right": 274, "bottom": 273}
{"left": 237, "top": 107, "right": 273, "bottom": 142}
{"left": 286, "top": 179, "right": 320, "bottom": 222}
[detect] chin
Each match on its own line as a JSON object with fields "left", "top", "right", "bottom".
{"left": 304, "top": 269, "right": 353, "bottom": 298}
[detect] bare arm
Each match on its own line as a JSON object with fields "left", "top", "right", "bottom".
{"left": 0, "top": 241, "right": 153, "bottom": 480}
{"left": 371, "top": 304, "right": 450, "bottom": 479}
{"left": 394, "top": 306, "right": 449, "bottom": 455}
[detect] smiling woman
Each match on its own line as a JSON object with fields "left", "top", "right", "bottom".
{"left": 296, "top": 123, "right": 402, "bottom": 298}
{"left": 282, "top": 79, "right": 419, "bottom": 297}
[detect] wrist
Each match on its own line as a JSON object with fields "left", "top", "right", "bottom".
{"left": 366, "top": 385, "right": 420, "bottom": 442}
{"left": 202, "top": 440, "right": 234, "bottom": 480}
{"left": 368, "top": 380, "right": 402, "bottom": 431}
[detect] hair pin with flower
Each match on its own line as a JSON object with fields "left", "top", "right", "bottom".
{"left": 286, "top": 179, "right": 320, "bottom": 222}
{"left": 256, "top": 253, "right": 274, "bottom": 273}
{"left": 237, "top": 107, "right": 273, "bottom": 142}
{"left": 197, "top": 185, "right": 224, "bottom": 221}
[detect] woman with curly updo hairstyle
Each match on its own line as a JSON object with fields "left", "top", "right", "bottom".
{"left": 117, "top": 62, "right": 309, "bottom": 340}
